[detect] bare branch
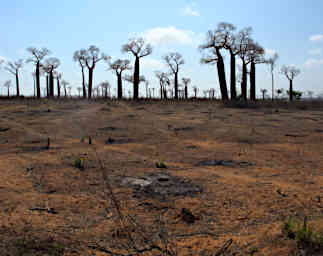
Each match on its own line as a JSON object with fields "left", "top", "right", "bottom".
{"left": 163, "top": 52, "right": 185, "bottom": 74}
{"left": 122, "top": 38, "right": 152, "bottom": 58}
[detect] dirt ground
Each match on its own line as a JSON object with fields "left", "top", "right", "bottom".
{"left": 0, "top": 98, "right": 323, "bottom": 255}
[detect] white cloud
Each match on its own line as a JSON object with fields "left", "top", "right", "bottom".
{"left": 141, "top": 58, "right": 166, "bottom": 70}
{"left": 308, "top": 48, "right": 322, "bottom": 56}
{"left": 182, "top": 3, "right": 200, "bottom": 17}
{"left": 143, "top": 26, "right": 195, "bottom": 46}
{"left": 310, "top": 34, "right": 323, "bottom": 42}
{"left": 304, "top": 58, "right": 323, "bottom": 67}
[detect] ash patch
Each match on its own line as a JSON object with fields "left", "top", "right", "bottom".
{"left": 197, "top": 160, "right": 254, "bottom": 168}
{"left": 122, "top": 173, "right": 203, "bottom": 201}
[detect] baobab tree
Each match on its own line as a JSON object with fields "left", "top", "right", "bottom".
{"left": 260, "top": 89, "right": 268, "bottom": 100}
{"left": 26, "top": 47, "right": 51, "bottom": 98}
{"left": 163, "top": 52, "right": 185, "bottom": 100}
{"left": 182, "top": 78, "right": 191, "bottom": 99}
{"left": 100, "top": 81, "right": 111, "bottom": 98}
{"left": 155, "top": 71, "right": 170, "bottom": 100}
{"left": 78, "top": 46, "right": 110, "bottom": 98}
{"left": 123, "top": 74, "right": 146, "bottom": 98}
{"left": 246, "top": 41, "right": 265, "bottom": 101}
{"left": 237, "top": 27, "right": 253, "bottom": 101}
{"left": 199, "top": 25, "right": 229, "bottom": 100}
{"left": 109, "top": 59, "right": 132, "bottom": 99}
{"left": 280, "top": 65, "right": 301, "bottom": 101}
{"left": 122, "top": 38, "right": 152, "bottom": 99}
{"left": 217, "top": 22, "right": 241, "bottom": 100}
{"left": 43, "top": 58, "right": 60, "bottom": 97}
{"left": 3, "top": 80, "right": 11, "bottom": 97}
{"left": 193, "top": 86, "right": 199, "bottom": 98}
{"left": 265, "top": 53, "right": 279, "bottom": 102}
{"left": 77, "top": 87, "right": 82, "bottom": 97}
{"left": 61, "top": 80, "right": 69, "bottom": 97}
{"left": 5, "top": 59, "right": 23, "bottom": 96}
{"left": 73, "top": 50, "right": 87, "bottom": 98}
{"left": 55, "top": 72, "right": 62, "bottom": 98}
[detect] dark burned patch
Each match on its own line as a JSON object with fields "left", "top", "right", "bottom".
{"left": 174, "top": 126, "right": 194, "bottom": 132}
{"left": 20, "top": 146, "right": 50, "bottom": 152}
{"left": 98, "top": 126, "right": 119, "bottom": 131}
{"left": 0, "top": 127, "right": 10, "bottom": 132}
{"left": 122, "top": 172, "right": 202, "bottom": 201}
{"left": 105, "top": 137, "right": 134, "bottom": 145}
{"left": 196, "top": 160, "right": 254, "bottom": 168}
{"left": 314, "top": 129, "right": 323, "bottom": 133}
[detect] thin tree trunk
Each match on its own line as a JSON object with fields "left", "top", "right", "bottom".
{"left": 81, "top": 66, "right": 87, "bottom": 98}
{"left": 36, "top": 63, "right": 41, "bottom": 98}
{"left": 57, "top": 78, "right": 60, "bottom": 98}
{"left": 216, "top": 48, "right": 228, "bottom": 100}
{"left": 230, "top": 53, "right": 236, "bottom": 100}
{"left": 241, "top": 61, "right": 247, "bottom": 101}
{"left": 289, "top": 79, "right": 293, "bottom": 101}
{"left": 250, "top": 61, "right": 256, "bottom": 101}
{"left": 133, "top": 57, "right": 139, "bottom": 99}
{"left": 271, "top": 71, "right": 274, "bottom": 102}
{"left": 117, "top": 74, "right": 122, "bottom": 99}
{"left": 49, "top": 71, "right": 54, "bottom": 97}
{"left": 46, "top": 75, "right": 49, "bottom": 98}
{"left": 185, "top": 86, "right": 188, "bottom": 99}
{"left": 16, "top": 73, "right": 20, "bottom": 97}
{"left": 174, "top": 72, "right": 178, "bottom": 99}
{"left": 88, "top": 68, "right": 94, "bottom": 99}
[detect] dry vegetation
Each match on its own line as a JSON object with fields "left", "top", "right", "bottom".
{"left": 1, "top": 98, "right": 323, "bottom": 255}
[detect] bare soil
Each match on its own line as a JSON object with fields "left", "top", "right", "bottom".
{"left": 1, "top": 98, "right": 323, "bottom": 255}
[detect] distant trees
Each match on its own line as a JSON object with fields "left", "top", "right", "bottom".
{"left": 182, "top": 78, "right": 191, "bottom": 99}
{"left": 99, "top": 81, "right": 111, "bottom": 98}
{"left": 260, "top": 89, "right": 268, "bottom": 100}
{"left": 109, "top": 59, "right": 132, "bottom": 99}
{"left": 163, "top": 52, "right": 185, "bottom": 99}
{"left": 75, "top": 46, "right": 110, "bottom": 99}
{"left": 281, "top": 65, "right": 301, "bottom": 101}
{"left": 43, "top": 57, "right": 60, "bottom": 97}
{"left": 55, "top": 72, "right": 62, "bottom": 98}
{"left": 3, "top": 80, "right": 12, "bottom": 97}
{"left": 266, "top": 53, "right": 279, "bottom": 101}
{"left": 61, "top": 80, "right": 69, "bottom": 97}
{"left": 73, "top": 50, "right": 87, "bottom": 98}
{"left": 246, "top": 41, "right": 265, "bottom": 101}
{"left": 155, "top": 71, "right": 170, "bottom": 99}
{"left": 4, "top": 59, "right": 23, "bottom": 96}
{"left": 124, "top": 73, "right": 146, "bottom": 94}
{"left": 122, "top": 38, "right": 152, "bottom": 99}
{"left": 26, "top": 47, "right": 51, "bottom": 98}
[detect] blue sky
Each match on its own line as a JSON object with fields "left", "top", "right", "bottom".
{"left": 0, "top": 0, "right": 322, "bottom": 97}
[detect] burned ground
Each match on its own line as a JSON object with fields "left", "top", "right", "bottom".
{"left": 0, "top": 99, "right": 323, "bottom": 255}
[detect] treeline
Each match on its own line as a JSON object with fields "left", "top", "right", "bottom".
{"left": 0, "top": 22, "right": 302, "bottom": 101}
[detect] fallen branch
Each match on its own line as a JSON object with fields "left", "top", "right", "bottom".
{"left": 29, "top": 207, "right": 57, "bottom": 214}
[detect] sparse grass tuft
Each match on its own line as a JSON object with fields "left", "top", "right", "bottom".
{"left": 282, "top": 216, "right": 323, "bottom": 254}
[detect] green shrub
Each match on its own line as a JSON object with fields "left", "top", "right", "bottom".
{"left": 155, "top": 161, "right": 167, "bottom": 169}
{"left": 74, "top": 156, "right": 85, "bottom": 170}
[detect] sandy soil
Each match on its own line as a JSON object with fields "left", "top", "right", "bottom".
{"left": 0, "top": 98, "right": 323, "bottom": 255}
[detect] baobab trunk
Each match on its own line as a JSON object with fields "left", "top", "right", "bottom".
{"left": 117, "top": 74, "right": 123, "bottom": 99}
{"left": 57, "top": 78, "right": 61, "bottom": 98}
{"left": 160, "top": 85, "right": 163, "bottom": 100}
{"left": 241, "top": 61, "right": 247, "bottom": 101}
{"left": 133, "top": 57, "right": 140, "bottom": 99}
{"left": 185, "top": 86, "right": 188, "bottom": 99}
{"left": 36, "top": 62, "right": 41, "bottom": 98}
{"left": 230, "top": 53, "right": 236, "bottom": 100}
{"left": 49, "top": 71, "right": 54, "bottom": 97}
{"left": 216, "top": 48, "right": 228, "bottom": 100}
{"left": 250, "top": 61, "right": 256, "bottom": 101}
{"left": 15, "top": 73, "right": 20, "bottom": 97}
{"left": 88, "top": 68, "right": 94, "bottom": 99}
{"left": 46, "top": 75, "right": 49, "bottom": 98}
{"left": 289, "top": 79, "right": 293, "bottom": 101}
{"left": 174, "top": 72, "right": 178, "bottom": 99}
{"left": 81, "top": 66, "right": 86, "bottom": 98}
